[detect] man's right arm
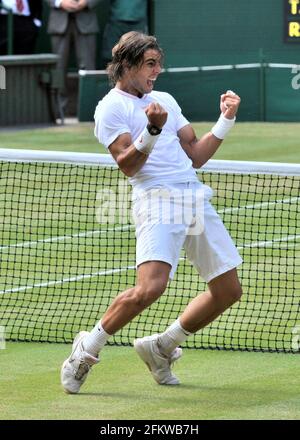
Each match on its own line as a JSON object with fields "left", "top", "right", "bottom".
{"left": 108, "top": 102, "right": 168, "bottom": 177}
{"left": 109, "top": 133, "right": 149, "bottom": 178}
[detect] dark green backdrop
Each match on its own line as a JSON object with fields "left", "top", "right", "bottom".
{"left": 36, "top": 1, "right": 300, "bottom": 121}
{"left": 151, "top": 0, "right": 300, "bottom": 67}
{"left": 38, "top": 0, "right": 300, "bottom": 69}
{"left": 78, "top": 65, "right": 300, "bottom": 122}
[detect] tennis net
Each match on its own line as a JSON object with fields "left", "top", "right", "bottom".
{"left": 0, "top": 149, "right": 299, "bottom": 352}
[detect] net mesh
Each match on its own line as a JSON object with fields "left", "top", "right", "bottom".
{"left": 0, "top": 152, "right": 299, "bottom": 352}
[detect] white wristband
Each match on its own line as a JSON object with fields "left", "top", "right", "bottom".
{"left": 211, "top": 113, "right": 236, "bottom": 140}
{"left": 134, "top": 127, "right": 160, "bottom": 155}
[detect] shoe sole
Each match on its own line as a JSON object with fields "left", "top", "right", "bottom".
{"left": 61, "top": 331, "right": 89, "bottom": 394}
{"left": 134, "top": 338, "right": 180, "bottom": 385}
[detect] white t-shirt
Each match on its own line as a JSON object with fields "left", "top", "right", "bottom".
{"left": 94, "top": 88, "right": 199, "bottom": 191}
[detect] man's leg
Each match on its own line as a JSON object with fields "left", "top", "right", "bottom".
{"left": 61, "top": 261, "right": 171, "bottom": 393}
{"left": 51, "top": 32, "right": 71, "bottom": 87}
{"left": 51, "top": 25, "right": 72, "bottom": 114}
{"left": 156, "top": 268, "right": 242, "bottom": 356}
{"left": 82, "top": 260, "right": 170, "bottom": 357}
{"left": 87, "top": 260, "right": 171, "bottom": 341}
{"left": 75, "top": 32, "right": 97, "bottom": 70}
{"left": 180, "top": 268, "right": 242, "bottom": 333}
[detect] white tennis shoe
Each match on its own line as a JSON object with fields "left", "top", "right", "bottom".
{"left": 134, "top": 334, "right": 182, "bottom": 385}
{"left": 61, "top": 331, "right": 99, "bottom": 394}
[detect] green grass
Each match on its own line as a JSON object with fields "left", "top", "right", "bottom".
{"left": 212, "top": 122, "right": 300, "bottom": 163}
{"left": 0, "top": 342, "right": 299, "bottom": 420}
{"left": 0, "top": 122, "right": 299, "bottom": 163}
{"left": 0, "top": 121, "right": 299, "bottom": 420}
{"left": 0, "top": 164, "right": 298, "bottom": 352}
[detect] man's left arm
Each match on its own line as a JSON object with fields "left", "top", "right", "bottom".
{"left": 178, "top": 91, "right": 241, "bottom": 168}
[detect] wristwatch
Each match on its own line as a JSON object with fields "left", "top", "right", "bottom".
{"left": 147, "top": 124, "right": 162, "bottom": 136}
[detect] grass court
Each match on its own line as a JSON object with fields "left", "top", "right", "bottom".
{"left": 0, "top": 121, "right": 299, "bottom": 419}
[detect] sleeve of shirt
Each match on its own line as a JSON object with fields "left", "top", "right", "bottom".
{"left": 176, "top": 111, "right": 190, "bottom": 132}
{"left": 162, "top": 92, "right": 190, "bottom": 132}
{"left": 94, "top": 101, "right": 131, "bottom": 149}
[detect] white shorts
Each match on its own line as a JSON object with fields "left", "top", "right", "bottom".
{"left": 132, "top": 181, "right": 243, "bottom": 282}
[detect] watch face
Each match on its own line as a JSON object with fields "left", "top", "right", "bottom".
{"left": 148, "top": 125, "right": 161, "bottom": 135}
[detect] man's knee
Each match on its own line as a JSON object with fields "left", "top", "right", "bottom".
{"left": 129, "top": 280, "right": 167, "bottom": 309}
{"left": 209, "top": 269, "right": 243, "bottom": 306}
{"left": 227, "top": 284, "right": 243, "bottom": 304}
{"left": 210, "top": 281, "right": 243, "bottom": 306}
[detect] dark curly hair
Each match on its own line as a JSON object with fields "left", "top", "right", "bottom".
{"left": 107, "top": 32, "right": 164, "bottom": 86}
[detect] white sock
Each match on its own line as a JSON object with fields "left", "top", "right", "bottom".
{"left": 83, "top": 321, "right": 111, "bottom": 357}
{"left": 157, "top": 318, "right": 191, "bottom": 356}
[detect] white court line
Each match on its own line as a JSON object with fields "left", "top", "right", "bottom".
{"left": 0, "top": 224, "right": 134, "bottom": 251}
{"left": 0, "top": 196, "right": 298, "bottom": 251}
{"left": 237, "top": 234, "right": 300, "bottom": 249}
{"left": 219, "top": 196, "right": 300, "bottom": 214}
{"left": 0, "top": 233, "right": 299, "bottom": 296}
{"left": 0, "top": 265, "right": 136, "bottom": 295}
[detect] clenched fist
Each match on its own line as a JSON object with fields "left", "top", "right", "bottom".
{"left": 145, "top": 102, "right": 168, "bottom": 129}
{"left": 220, "top": 90, "right": 241, "bottom": 120}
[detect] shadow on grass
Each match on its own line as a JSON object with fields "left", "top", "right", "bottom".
{"left": 74, "top": 383, "right": 300, "bottom": 410}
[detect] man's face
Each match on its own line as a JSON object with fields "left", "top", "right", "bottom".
{"left": 125, "top": 49, "right": 162, "bottom": 97}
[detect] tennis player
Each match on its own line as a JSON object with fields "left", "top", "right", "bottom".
{"left": 61, "top": 31, "right": 243, "bottom": 393}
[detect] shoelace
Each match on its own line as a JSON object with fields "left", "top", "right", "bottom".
{"left": 156, "top": 344, "right": 179, "bottom": 369}
{"left": 156, "top": 340, "right": 179, "bottom": 366}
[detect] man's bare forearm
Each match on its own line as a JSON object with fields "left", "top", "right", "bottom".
{"left": 190, "top": 132, "right": 223, "bottom": 169}
{"left": 114, "top": 145, "right": 149, "bottom": 177}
